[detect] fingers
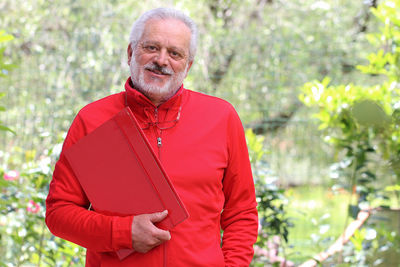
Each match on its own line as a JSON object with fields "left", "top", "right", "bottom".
{"left": 149, "top": 210, "right": 169, "bottom": 223}
{"left": 147, "top": 210, "right": 171, "bottom": 241}
{"left": 131, "top": 211, "right": 171, "bottom": 253}
{"left": 153, "top": 225, "right": 171, "bottom": 242}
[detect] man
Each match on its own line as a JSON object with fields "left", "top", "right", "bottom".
{"left": 46, "top": 7, "right": 258, "bottom": 267}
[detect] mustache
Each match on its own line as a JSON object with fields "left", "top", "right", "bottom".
{"left": 144, "top": 62, "right": 174, "bottom": 75}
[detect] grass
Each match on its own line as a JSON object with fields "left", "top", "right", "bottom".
{"left": 283, "top": 185, "right": 352, "bottom": 264}
{"left": 280, "top": 185, "right": 400, "bottom": 266}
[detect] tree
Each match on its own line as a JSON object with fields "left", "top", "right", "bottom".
{"left": 300, "top": 0, "right": 400, "bottom": 213}
{"left": 0, "top": 0, "right": 377, "bottom": 154}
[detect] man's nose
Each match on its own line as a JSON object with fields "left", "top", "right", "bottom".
{"left": 154, "top": 49, "right": 168, "bottom": 66}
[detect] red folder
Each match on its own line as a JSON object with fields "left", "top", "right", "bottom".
{"left": 64, "top": 107, "right": 188, "bottom": 260}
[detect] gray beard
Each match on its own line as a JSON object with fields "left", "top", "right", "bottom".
{"left": 129, "top": 56, "right": 188, "bottom": 104}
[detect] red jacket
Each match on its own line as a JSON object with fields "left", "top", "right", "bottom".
{"left": 46, "top": 78, "right": 258, "bottom": 266}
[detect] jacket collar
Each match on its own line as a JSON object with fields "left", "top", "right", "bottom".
{"left": 124, "top": 77, "right": 184, "bottom": 124}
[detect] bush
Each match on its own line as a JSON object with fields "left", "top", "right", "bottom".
{"left": 299, "top": 0, "right": 400, "bottom": 213}
{"left": 0, "top": 145, "right": 85, "bottom": 266}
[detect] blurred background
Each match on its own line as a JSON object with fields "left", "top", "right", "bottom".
{"left": 0, "top": 0, "right": 399, "bottom": 266}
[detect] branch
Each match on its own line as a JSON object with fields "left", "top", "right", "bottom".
{"left": 298, "top": 209, "right": 371, "bottom": 267}
{"left": 353, "top": 0, "right": 379, "bottom": 35}
{"left": 246, "top": 101, "right": 302, "bottom": 134}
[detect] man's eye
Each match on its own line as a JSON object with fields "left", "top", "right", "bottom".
{"left": 145, "top": 46, "right": 157, "bottom": 51}
{"left": 170, "top": 51, "right": 182, "bottom": 58}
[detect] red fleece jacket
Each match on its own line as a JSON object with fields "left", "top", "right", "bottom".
{"left": 46, "top": 78, "right": 258, "bottom": 266}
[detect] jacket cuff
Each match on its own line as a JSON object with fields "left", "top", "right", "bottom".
{"left": 111, "top": 215, "right": 134, "bottom": 250}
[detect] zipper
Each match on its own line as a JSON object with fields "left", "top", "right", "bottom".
{"left": 154, "top": 108, "right": 162, "bottom": 159}
{"left": 157, "top": 134, "right": 162, "bottom": 160}
{"left": 157, "top": 137, "right": 162, "bottom": 147}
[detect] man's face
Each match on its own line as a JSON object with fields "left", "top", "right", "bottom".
{"left": 128, "top": 18, "right": 193, "bottom": 104}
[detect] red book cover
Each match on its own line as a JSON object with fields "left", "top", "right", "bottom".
{"left": 64, "top": 107, "right": 188, "bottom": 260}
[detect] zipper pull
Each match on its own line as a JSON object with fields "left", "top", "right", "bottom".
{"left": 157, "top": 137, "right": 162, "bottom": 147}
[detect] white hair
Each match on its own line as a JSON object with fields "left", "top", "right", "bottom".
{"left": 129, "top": 7, "right": 198, "bottom": 62}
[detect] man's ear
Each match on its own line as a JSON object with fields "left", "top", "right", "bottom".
{"left": 184, "top": 60, "right": 194, "bottom": 78}
{"left": 127, "top": 45, "right": 133, "bottom": 65}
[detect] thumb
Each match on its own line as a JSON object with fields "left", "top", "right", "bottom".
{"left": 150, "top": 210, "right": 168, "bottom": 223}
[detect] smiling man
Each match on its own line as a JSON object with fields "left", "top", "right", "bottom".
{"left": 46, "top": 8, "right": 258, "bottom": 267}
{"left": 128, "top": 17, "right": 192, "bottom": 106}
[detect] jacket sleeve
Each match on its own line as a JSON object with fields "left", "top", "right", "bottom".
{"left": 45, "top": 114, "right": 134, "bottom": 252}
{"left": 220, "top": 108, "right": 259, "bottom": 266}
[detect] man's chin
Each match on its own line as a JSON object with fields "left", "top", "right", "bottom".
{"left": 145, "top": 81, "right": 169, "bottom": 90}
{"left": 130, "top": 69, "right": 184, "bottom": 103}
{"left": 135, "top": 81, "right": 174, "bottom": 98}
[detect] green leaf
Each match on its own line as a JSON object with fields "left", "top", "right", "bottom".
{"left": 0, "top": 124, "right": 16, "bottom": 134}
{"left": 351, "top": 99, "right": 390, "bottom": 127}
{"left": 0, "top": 31, "right": 14, "bottom": 43}
{"left": 385, "top": 184, "right": 400, "bottom": 192}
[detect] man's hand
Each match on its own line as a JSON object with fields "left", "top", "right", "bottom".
{"left": 131, "top": 210, "right": 171, "bottom": 253}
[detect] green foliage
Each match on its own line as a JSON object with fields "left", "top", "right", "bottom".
{"left": 299, "top": 1, "right": 400, "bottom": 264}
{"left": 284, "top": 186, "right": 350, "bottom": 264}
{"left": 337, "top": 219, "right": 400, "bottom": 266}
{"left": 0, "top": 0, "right": 376, "bottom": 155}
{"left": 299, "top": 0, "right": 400, "bottom": 211}
{"left": 246, "top": 129, "right": 292, "bottom": 265}
{"left": 357, "top": 1, "right": 400, "bottom": 80}
{"left": 0, "top": 30, "right": 14, "bottom": 77}
{"left": 191, "top": 0, "right": 375, "bottom": 125}
{"left": 0, "top": 0, "right": 392, "bottom": 265}
{"left": 0, "top": 92, "right": 14, "bottom": 134}
{"left": 350, "top": 228, "right": 366, "bottom": 252}
{"left": 0, "top": 30, "right": 15, "bottom": 134}
{"left": 0, "top": 145, "right": 85, "bottom": 266}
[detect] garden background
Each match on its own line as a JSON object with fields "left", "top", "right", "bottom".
{"left": 1, "top": 0, "right": 399, "bottom": 266}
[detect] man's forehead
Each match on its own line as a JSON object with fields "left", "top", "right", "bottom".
{"left": 140, "top": 18, "right": 191, "bottom": 46}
